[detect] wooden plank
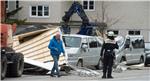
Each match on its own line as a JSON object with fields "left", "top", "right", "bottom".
{"left": 17, "top": 40, "right": 49, "bottom": 54}
{"left": 13, "top": 27, "right": 59, "bottom": 50}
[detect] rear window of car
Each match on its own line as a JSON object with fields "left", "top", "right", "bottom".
{"left": 145, "top": 42, "right": 150, "bottom": 50}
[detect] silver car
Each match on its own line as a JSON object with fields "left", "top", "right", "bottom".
{"left": 115, "top": 35, "right": 145, "bottom": 65}
{"left": 62, "top": 34, "right": 103, "bottom": 69}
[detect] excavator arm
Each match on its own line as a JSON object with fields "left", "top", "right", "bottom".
{"left": 61, "top": 1, "right": 96, "bottom": 35}
{"left": 62, "top": 1, "right": 89, "bottom": 25}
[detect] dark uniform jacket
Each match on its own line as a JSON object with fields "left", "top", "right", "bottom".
{"left": 100, "top": 39, "right": 119, "bottom": 59}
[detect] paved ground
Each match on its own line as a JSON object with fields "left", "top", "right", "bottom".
{"left": 3, "top": 66, "right": 150, "bottom": 81}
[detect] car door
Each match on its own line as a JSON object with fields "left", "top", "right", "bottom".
{"left": 124, "top": 38, "right": 134, "bottom": 64}
{"left": 80, "top": 37, "right": 90, "bottom": 66}
{"left": 87, "top": 37, "right": 101, "bottom": 66}
{"left": 130, "top": 37, "right": 145, "bottom": 63}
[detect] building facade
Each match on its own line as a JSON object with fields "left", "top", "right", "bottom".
{"left": 6, "top": 0, "right": 150, "bottom": 42}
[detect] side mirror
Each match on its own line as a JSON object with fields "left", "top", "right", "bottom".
{"left": 81, "top": 44, "right": 88, "bottom": 52}
{"left": 82, "top": 44, "right": 88, "bottom": 49}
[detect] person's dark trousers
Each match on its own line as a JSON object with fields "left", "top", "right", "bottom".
{"left": 102, "top": 53, "right": 113, "bottom": 78}
{"left": 51, "top": 55, "right": 60, "bottom": 76}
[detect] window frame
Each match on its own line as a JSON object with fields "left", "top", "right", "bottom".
{"left": 16, "top": 0, "right": 19, "bottom": 9}
{"left": 5, "top": 0, "right": 9, "bottom": 10}
{"left": 88, "top": 37, "right": 98, "bottom": 48}
{"left": 82, "top": 0, "right": 95, "bottom": 11}
{"left": 30, "top": 5, "right": 50, "bottom": 18}
{"left": 128, "top": 30, "right": 140, "bottom": 35}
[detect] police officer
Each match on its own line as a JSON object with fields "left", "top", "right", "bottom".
{"left": 100, "top": 31, "right": 118, "bottom": 79}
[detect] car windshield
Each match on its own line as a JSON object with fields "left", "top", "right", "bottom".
{"left": 115, "top": 36, "right": 125, "bottom": 47}
{"left": 62, "top": 36, "right": 81, "bottom": 47}
{"left": 145, "top": 42, "right": 150, "bottom": 50}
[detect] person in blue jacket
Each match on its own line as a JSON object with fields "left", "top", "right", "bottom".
{"left": 48, "top": 33, "right": 65, "bottom": 77}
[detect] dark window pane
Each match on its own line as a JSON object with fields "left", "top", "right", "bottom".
{"left": 38, "top": 6, "right": 42, "bottom": 10}
{"left": 89, "top": 6, "right": 94, "bottom": 9}
{"left": 38, "top": 6, "right": 43, "bottom": 16}
{"left": 135, "top": 31, "right": 140, "bottom": 35}
{"left": 83, "top": 5, "right": 88, "bottom": 9}
{"left": 44, "top": 12, "right": 48, "bottom": 16}
{"left": 83, "top": 1, "right": 88, "bottom": 9}
{"left": 132, "top": 39, "right": 144, "bottom": 48}
{"left": 5, "top": 1, "right": 8, "bottom": 9}
{"left": 114, "top": 31, "right": 119, "bottom": 35}
{"left": 38, "top": 12, "right": 42, "bottom": 16}
{"left": 129, "top": 31, "right": 134, "bottom": 35}
{"left": 89, "top": 38, "right": 97, "bottom": 48}
{"left": 32, "top": 6, "right": 36, "bottom": 10}
{"left": 89, "top": 1, "right": 94, "bottom": 5}
{"left": 44, "top": 6, "right": 49, "bottom": 16}
{"left": 83, "top": 1, "right": 88, "bottom": 5}
{"left": 89, "top": 1, "right": 94, "bottom": 9}
{"left": 32, "top": 12, "right": 36, "bottom": 16}
{"left": 31, "top": 6, "right": 36, "bottom": 16}
{"left": 89, "top": 41, "right": 97, "bottom": 48}
{"left": 16, "top": 0, "right": 19, "bottom": 8}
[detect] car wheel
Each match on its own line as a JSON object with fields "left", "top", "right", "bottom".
{"left": 77, "top": 60, "right": 83, "bottom": 68}
{"left": 1, "top": 54, "right": 7, "bottom": 80}
{"left": 144, "top": 62, "right": 148, "bottom": 67}
{"left": 95, "top": 59, "right": 103, "bottom": 70}
{"left": 144, "top": 59, "right": 148, "bottom": 67}
{"left": 120, "top": 57, "right": 126, "bottom": 63}
{"left": 139, "top": 57, "right": 144, "bottom": 64}
{"left": 7, "top": 53, "right": 24, "bottom": 77}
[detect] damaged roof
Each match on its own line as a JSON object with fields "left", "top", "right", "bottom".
{"left": 14, "top": 24, "right": 49, "bottom": 35}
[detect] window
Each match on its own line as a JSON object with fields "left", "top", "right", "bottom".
{"left": 5, "top": 0, "right": 9, "bottom": 10}
{"left": 83, "top": 0, "right": 95, "bottom": 10}
{"left": 38, "top": 6, "right": 42, "bottom": 16}
{"left": 62, "top": 36, "right": 81, "bottom": 47}
{"left": 88, "top": 38, "right": 100, "bottom": 48}
{"left": 89, "top": 1, "right": 94, "bottom": 9}
{"left": 16, "top": 0, "right": 19, "bottom": 8}
{"left": 44, "top": 6, "right": 49, "bottom": 16}
{"left": 83, "top": 1, "right": 88, "bottom": 10}
{"left": 30, "top": 5, "right": 49, "bottom": 17}
{"left": 115, "top": 36, "right": 125, "bottom": 47}
{"left": 131, "top": 39, "right": 144, "bottom": 48}
{"left": 31, "top": 6, "right": 36, "bottom": 16}
{"left": 128, "top": 30, "right": 140, "bottom": 35}
{"left": 107, "top": 30, "right": 119, "bottom": 35}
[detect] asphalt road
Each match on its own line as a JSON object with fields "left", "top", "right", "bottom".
{"left": 3, "top": 66, "right": 150, "bottom": 81}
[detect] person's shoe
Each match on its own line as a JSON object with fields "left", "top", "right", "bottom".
{"left": 50, "top": 74, "right": 55, "bottom": 77}
{"left": 56, "top": 75, "right": 61, "bottom": 78}
{"left": 102, "top": 75, "right": 106, "bottom": 79}
{"left": 107, "top": 76, "right": 114, "bottom": 79}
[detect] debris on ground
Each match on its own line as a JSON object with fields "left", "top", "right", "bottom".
{"left": 68, "top": 64, "right": 100, "bottom": 77}
{"left": 127, "top": 63, "right": 144, "bottom": 70}
{"left": 113, "top": 62, "right": 144, "bottom": 73}
{"left": 113, "top": 62, "right": 127, "bottom": 73}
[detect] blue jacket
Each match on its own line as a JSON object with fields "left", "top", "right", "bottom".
{"left": 48, "top": 37, "right": 65, "bottom": 56}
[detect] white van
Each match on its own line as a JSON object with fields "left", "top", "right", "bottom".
{"left": 115, "top": 35, "right": 145, "bottom": 65}
{"left": 62, "top": 34, "right": 103, "bottom": 69}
